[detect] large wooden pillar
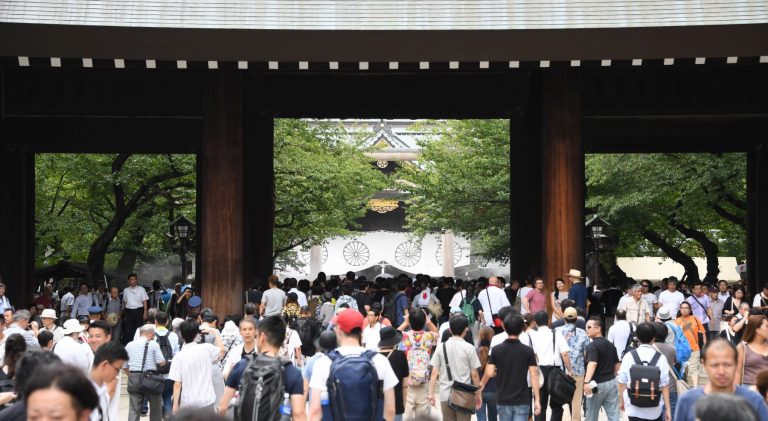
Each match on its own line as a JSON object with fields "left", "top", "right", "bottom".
{"left": 242, "top": 104, "right": 275, "bottom": 290}
{"left": 747, "top": 148, "right": 768, "bottom": 294}
{"left": 509, "top": 76, "right": 542, "bottom": 282}
{"left": 199, "top": 73, "right": 245, "bottom": 317}
{"left": 540, "top": 67, "right": 584, "bottom": 286}
{"left": 0, "top": 143, "right": 35, "bottom": 306}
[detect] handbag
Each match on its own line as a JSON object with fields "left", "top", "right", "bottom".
{"left": 139, "top": 341, "right": 165, "bottom": 395}
{"left": 546, "top": 331, "right": 576, "bottom": 405}
{"left": 442, "top": 342, "right": 479, "bottom": 414}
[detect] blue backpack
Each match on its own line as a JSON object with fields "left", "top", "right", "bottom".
{"left": 326, "top": 349, "right": 383, "bottom": 421}
{"left": 665, "top": 321, "right": 692, "bottom": 364}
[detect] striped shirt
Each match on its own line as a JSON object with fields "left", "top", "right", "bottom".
{"left": 168, "top": 342, "right": 221, "bottom": 408}
{"left": 124, "top": 337, "right": 165, "bottom": 371}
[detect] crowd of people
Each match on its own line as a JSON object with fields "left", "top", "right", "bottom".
{"left": 1, "top": 270, "right": 768, "bottom": 421}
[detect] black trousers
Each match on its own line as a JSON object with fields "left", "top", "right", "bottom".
{"left": 123, "top": 307, "right": 144, "bottom": 344}
{"left": 535, "top": 366, "right": 564, "bottom": 421}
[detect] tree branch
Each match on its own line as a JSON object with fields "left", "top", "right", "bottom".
{"left": 711, "top": 203, "right": 746, "bottom": 229}
{"left": 642, "top": 229, "right": 700, "bottom": 282}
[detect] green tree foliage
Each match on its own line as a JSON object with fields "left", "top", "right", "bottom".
{"left": 586, "top": 153, "right": 746, "bottom": 282}
{"left": 400, "top": 120, "right": 511, "bottom": 263}
{"left": 273, "top": 119, "right": 389, "bottom": 267}
{"left": 35, "top": 154, "right": 196, "bottom": 282}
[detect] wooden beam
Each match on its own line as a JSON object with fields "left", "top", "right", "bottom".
{"left": 0, "top": 117, "right": 201, "bottom": 153}
{"left": 541, "top": 68, "right": 584, "bottom": 288}
{"left": 198, "top": 73, "right": 245, "bottom": 318}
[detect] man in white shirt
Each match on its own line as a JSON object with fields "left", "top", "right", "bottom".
{"left": 658, "top": 279, "right": 685, "bottom": 317}
{"left": 54, "top": 318, "right": 94, "bottom": 374}
{"left": 617, "top": 322, "right": 671, "bottom": 421}
{"left": 640, "top": 281, "right": 659, "bottom": 314}
{"left": 717, "top": 280, "right": 731, "bottom": 303}
{"left": 124, "top": 324, "right": 166, "bottom": 421}
{"left": 606, "top": 309, "right": 633, "bottom": 359}
{"left": 478, "top": 277, "right": 511, "bottom": 329}
{"left": 752, "top": 283, "right": 768, "bottom": 312}
{"left": 40, "top": 308, "right": 64, "bottom": 343}
{"left": 309, "top": 309, "right": 397, "bottom": 421}
{"left": 169, "top": 320, "right": 225, "bottom": 413}
{"left": 122, "top": 274, "right": 148, "bottom": 345}
{"left": 89, "top": 341, "right": 129, "bottom": 421}
{"left": 617, "top": 284, "right": 651, "bottom": 325}
{"left": 60, "top": 286, "right": 75, "bottom": 320}
{"left": 529, "top": 311, "right": 572, "bottom": 421}
{"left": 5, "top": 310, "right": 41, "bottom": 350}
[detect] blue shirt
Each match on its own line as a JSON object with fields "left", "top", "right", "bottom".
{"left": 225, "top": 356, "right": 304, "bottom": 396}
{"left": 675, "top": 386, "right": 768, "bottom": 421}
{"left": 555, "top": 324, "right": 589, "bottom": 375}
{"left": 569, "top": 283, "right": 588, "bottom": 311}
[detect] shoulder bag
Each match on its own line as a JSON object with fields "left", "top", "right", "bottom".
{"left": 139, "top": 342, "right": 165, "bottom": 395}
{"left": 442, "top": 342, "right": 479, "bottom": 414}
{"left": 485, "top": 289, "right": 503, "bottom": 328}
{"left": 546, "top": 331, "right": 576, "bottom": 405}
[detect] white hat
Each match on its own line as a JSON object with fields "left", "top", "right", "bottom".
{"left": 40, "top": 309, "right": 58, "bottom": 319}
{"left": 61, "top": 318, "right": 85, "bottom": 335}
{"left": 567, "top": 269, "right": 584, "bottom": 279}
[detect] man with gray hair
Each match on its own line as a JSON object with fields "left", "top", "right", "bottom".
{"left": 124, "top": 324, "right": 166, "bottom": 421}
{"left": 4, "top": 310, "right": 40, "bottom": 350}
{"left": 617, "top": 284, "right": 651, "bottom": 325}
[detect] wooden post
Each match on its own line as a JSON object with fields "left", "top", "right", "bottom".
{"left": 747, "top": 148, "right": 768, "bottom": 295}
{"left": 540, "top": 67, "right": 584, "bottom": 288}
{"left": 242, "top": 111, "right": 275, "bottom": 290}
{"left": 509, "top": 79, "right": 543, "bottom": 282}
{"left": 0, "top": 143, "right": 35, "bottom": 307}
{"left": 199, "top": 73, "right": 245, "bottom": 317}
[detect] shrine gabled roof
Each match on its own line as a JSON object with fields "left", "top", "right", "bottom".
{"left": 1, "top": 1, "right": 766, "bottom": 30}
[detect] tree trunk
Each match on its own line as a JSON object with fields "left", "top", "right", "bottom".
{"left": 642, "top": 229, "right": 701, "bottom": 282}
{"left": 86, "top": 210, "right": 130, "bottom": 284}
{"left": 672, "top": 223, "right": 721, "bottom": 284}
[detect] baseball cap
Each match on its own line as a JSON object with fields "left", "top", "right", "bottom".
{"left": 563, "top": 307, "right": 578, "bottom": 320}
{"left": 336, "top": 309, "right": 364, "bottom": 334}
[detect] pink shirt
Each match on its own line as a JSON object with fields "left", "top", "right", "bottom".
{"left": 526, "top": 289, "right": 547, "bottom": 313}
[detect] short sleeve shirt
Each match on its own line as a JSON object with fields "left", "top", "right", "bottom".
{"left": 381, "top": 349, "right": 409, "bottom": 415}
{"left": 225, "top": 356, "right": 304, "bottom": 395}
{"left": 123, "top": 286, "right": 148, "bottom": 309}
{"left": 489, "top": 339, "right": 537, "bottom": 405}
{"left": 261, "top": 288, "right": 287, "bottom": 317}
{"left": 525, "top": 289, "right": 547, "bottom": 314}
{"left": 124, "top": 337, "right": 165, "bottom": 371}
{"left": 430, "top": 337, "right": 481, "bottom": 402}
{"left": 309, "top": 346, "right": 399, "bottom": 392}
{"left": 585, "top": 336, "right": 619, "bottom": 383}
{"left": 555, "top": 324, "right": 590, "bottom": 375}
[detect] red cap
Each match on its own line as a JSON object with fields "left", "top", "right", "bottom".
{"left": 336, "top": 309, "right": 364, "bottom": 334}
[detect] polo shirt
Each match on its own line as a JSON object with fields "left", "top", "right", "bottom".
{"left": 122, "top": 286, "right": 148, "bottom": 309}
{"left": 488, "top": 338, "right": 536, "bottom": 405}
{"left": 524, "top": 289, "right": 546, "bottom": 314}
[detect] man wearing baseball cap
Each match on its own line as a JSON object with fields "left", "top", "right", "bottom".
{"left": 308, "top": 309, "right": 398, "bottom": 421}
{"left": 556, "top": 307, "right": 589, "bottom": 421}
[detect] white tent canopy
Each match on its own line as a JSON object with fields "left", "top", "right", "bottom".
{"left": 617, "top": 257, "right": 742, "bottom": 282}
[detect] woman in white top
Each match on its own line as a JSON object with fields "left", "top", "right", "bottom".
{"left": 551, "top": 278, "right": 569, "bottom": 322}
{"left": 362, "top": 308, "right": 383, "bottom": 351}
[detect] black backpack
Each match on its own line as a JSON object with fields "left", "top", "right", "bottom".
{"left": 155, "top": 334, "right": 173, "bottom": 374}
{"left": 622, "top": 323, "right": 639, "bottom": 358}
{"left": 235, "top": 353, "right": 289, "bottom": 421}
{"left": 628, "top": 349, "right": 663, "bottom": 408}
{"left": 382, "top": 292, "right": 406, "bottom": 326}
{"left": 295, "top": 318, "right": 318, "bottom": 357}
